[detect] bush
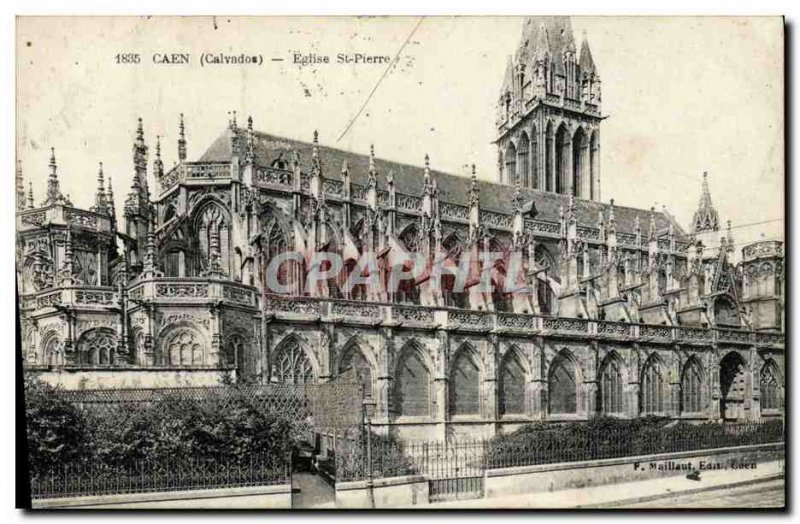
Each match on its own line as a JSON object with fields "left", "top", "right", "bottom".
{"left": 24, "top": 375, "right": 95, "bottom": 472}
{"left": 25, "top": 377, "right": 300, "bottom": 476}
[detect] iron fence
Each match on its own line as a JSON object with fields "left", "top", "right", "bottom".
{"left": 30, "top": 453, "right": 291, "bottom": 500}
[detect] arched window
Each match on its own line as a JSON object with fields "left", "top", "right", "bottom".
{"left": 194, "top": 203, "right": 230, "bottom": 276}
{"left": 271, "top": 338, "right": 315, "bottom": 384}
{"left": 43, "top": 334, "right": 64, "bottom": 367}
{"left": 589, "top": 130, "right": 599, "bottom": 200}
{"left": 598, "top": 355, "right": 624, "bottom": 415}
{"left": 545, "top": 122, "right": 554, "bottom": 192}
{"left": 396, "top": 225, "right": 420, "bottom": 304}
{"left": 163, "top": 249, "right": 186, "bottom": 277}
{"left": 499, "top": 350, "right": 526, "bottom": 416}
{"left": 505, "top": 142, "right": 517, "bottom": 185}
{"left": 449, "top": 348, "right": 480, "bottom": 416}
{"left": 265, "top": 219, "right": 293, "bottom": 292}
{"left": 641, "top": 356, "right": 667, "bottom": 414}
{"left": 225, "top": 334, "right": 244, "bottom": 369}
{"left": 572, "top": 127, "right": 587, "bottom": 198}
{"left": 165, "top": 329, "right": 204, "bottom": 367}
{"left": 760, "top": 360, "right": 781, "bottom": 411}
{"left": 549, "top": 354, "right": 577, "bottom": 414}
{"left": 340, "top": 344, "right": 374, "bottom": 398}
{"left": 77, "top": 329, "right": 116, "bottom": 367}
{"left": 441, "top": 233, "right": 467, "bottom": 309}
{"left": 395, "top": 346, "right": 430, "bottom": 417}
{"left": 555, "top": 124, "right": 570, "bottom": 195}
{"left": 517, "top": 133, "right": 530, "bottom": 187}
{"left": 681, "top": 357, "right": 704, "bottom": 414}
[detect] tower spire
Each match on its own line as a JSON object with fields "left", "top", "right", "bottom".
{"left": 691, "top": 171, "right": 720, "bottom": 234}
{"left": 43, "top": 147, "right": 69, "bottom": 206}
{"left": 92, "top": 162, "right": 108, "bottom": 214}
{"left": 178, "top": 113, "right": 187, "bottom": 162}
{"left": 154, "top": 135, "right": 164, "bottom": 179}
{"left": 16, "top": 160, "right": 25, "bottom": 212}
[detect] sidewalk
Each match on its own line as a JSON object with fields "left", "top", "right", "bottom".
{"left": 421, "top": 460, "right": 784, "bottom": 509}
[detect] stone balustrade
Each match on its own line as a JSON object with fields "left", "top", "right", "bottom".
{"left": 17, "top": 205, "right": 113, "bottom": 233}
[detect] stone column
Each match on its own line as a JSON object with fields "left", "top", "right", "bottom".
{"left": 583, "top": 341, "right": 599, "bottom": 417}
{"left": 530, "top": 338, "right": 546, "bottom": 419}
{"left": 375, "top": 326, "right": 394, "bottom": 436}
{"left": 486, "top": 335, "right": 499, "bottom": 438}
{"left": 434, "top": 328, "right": 450, "bottom": 441}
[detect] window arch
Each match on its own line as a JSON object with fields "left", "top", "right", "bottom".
{"left": 77, "top": 328, "right": 116, "bottom": 367}
{"left": 545, "top": 122, "right": 554, "bottom": 192}
{"left": 589, "top": 130, "right": 599, "bottom": 200}
{"left": 641, "top": 355, "right": 667, "bottom": 414}
{"left": 441, "top": 232, "right": 467, "bottom": 309}
{"left": 598, "top": 353, "right": 624, "bottom": 415}
{"left": 225, "top": 334, "right": 245, "bottom": 369}
{"left": 555, "top": 124, "right": 570, "bottom": 195}
{"left": 505, "top": 142, "right": 517, "bottom": 185}
{"left": 517, "top": 132, "right": 530, "bottom": 187}
{"left": 681, "top": 357, "right": 704, "bottom": 414}
{"left": 499, "top": 349, "right": 526, "bottom": 416}
{"left": 572, "top": 127, "right": 587, "bottom": 198}
{"left": 394, "top": 344, "right": 431, "bottom": 417}
{"left": 193, "top": 202, "right": 231, "bottom": 276}
{"left": 449, "top": 347, "right": 481, "bottom": 416}
{"left": 760, "top": 360, "right": 782, "bottom": 411}
{"left": 43, "top": 333, "right": 64, "bottom": 367}
{"left": 339, "top": 342, "right": 374, "bottom": 398}
{"left": 164, "top": 328, "right": 205, "bottom": 367}
{"left": 271, "top": 337, "right": 315, "bottom": 385}
{"left": 549, "top": 352, "right": 577, "bottom": 414}
{"left": 535, "top": 245, "right": 557, "bottom": 314}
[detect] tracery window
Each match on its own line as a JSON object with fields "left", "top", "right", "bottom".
{"left": 549, "top": 354, "right": 577, "bottom": 414}
{"left": 166, "top": 329, "right": 204, "bottom": 367}
{"left": 641, "top": 356, "right": 667, "bottom": 414}
{"left": 77, "top": 329, "right": 116, "bottom": 367}
{"left": 394, "top": 346, "right": 430, "bottom": 417}
{"left": 760, "top": 360, "right": 781, "bottom": 411}
{"left": 449, "top": 349, "right": 480, "bottom": 416}
{"left": 43, "top": 335, "right": 64, "bottom": 367}
{"left": 681, "top": 357, "right": 704, "bottom": 414}
{"left": 195, "top": 204, "right": 230, "bottom": 276}
{"left": 599, "top": 357, "right": 624, "bottom": 415}
{"left": 339, "top": 345, "right": 373, "bottom": 398}
{"left": 271, "top": 338, "right": 315, "bottom": 385}
{"left": 499, "top": 350, "right": 526, "bottom": 416}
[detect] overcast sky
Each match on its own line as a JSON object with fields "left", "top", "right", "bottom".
{"left": 16, "top": 16, "right": 784, "bottom": 250}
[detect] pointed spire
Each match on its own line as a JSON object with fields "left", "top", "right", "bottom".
{"left": 27, "top": 181, "right": 34, "bottom": 209}
{"left": 44, "top": 147, "right": 67, "bottom": 206}
{"left": 607, "top": 198, "right": 617, "bottom": 232}
{"left": 512, "top": 174, "right": 524, "bottom": 213}
{"left": 692, "top": 171, "right": 720, "bottom": 234}
{"left": 16, "top": 160, "right": 25, "bottom": 212}
{"left": 468, "top": 164, "right": 479, "bottom": 207}
{"left": 579, "top": 30, "right": 596, "bottom": 72}
{"left": 245, "top": 115, "right": 255, "bottom": 164}
{"left": 648, "top": 206, "right": 657, "bottom": 240}
{"left": 106, "top": 177, "right": 116, "bottom": 221}
{"left": 341, "top": 159, "right": 349, "bottom": 178}
{"left": 92, "top": 162, "right": 108, "bottom": 213}
{"left": 423, "top": 153, "right": 433, "bottom": 195}
{"left": 368, "top": 144, "right": 377, "bottom": 187}
{"left": 310, "top": 129, "right": 322, "bottom": 174}
{"left": 153, "top": 135, "right": 164, "bottom": 178}
{"left": 178, "top": 113, "right": 187, "bottom": 162}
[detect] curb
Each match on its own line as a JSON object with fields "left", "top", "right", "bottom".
{"left": 577, "top": 473, "right": 785, "bottom": 508}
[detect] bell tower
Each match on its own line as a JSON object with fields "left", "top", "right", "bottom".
{"left": 495, "top": 17, "right": 602, "bottom": 201}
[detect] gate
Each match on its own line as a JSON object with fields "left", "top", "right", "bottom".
{"left": 406, "top": 440, "right": 486, "bottom": 502}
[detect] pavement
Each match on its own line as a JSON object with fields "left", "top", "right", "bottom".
{"left": 423, "top": 460, "right": 785, "bottom": 509}
{"left": 291, "top": 472, "right": 336, "bottom": 509}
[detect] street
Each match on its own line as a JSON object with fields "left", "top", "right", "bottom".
{"left": 622, "top": 480, "right": 785, "bottom": 509}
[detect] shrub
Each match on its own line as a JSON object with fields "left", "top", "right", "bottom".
{"left": 24, "top": 375, "right": 94, "bottom": 472}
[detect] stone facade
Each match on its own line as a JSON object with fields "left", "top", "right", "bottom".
{"left": 16, "top": 16, "right": 784, "bottom": 441}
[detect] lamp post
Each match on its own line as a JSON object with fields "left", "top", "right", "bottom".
{"left": 362, "top": 396, "right": 377, "bottom": 507}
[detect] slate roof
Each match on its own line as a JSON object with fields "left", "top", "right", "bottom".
{"left": 198, "top": 127, "right": 686, "bottom": 238}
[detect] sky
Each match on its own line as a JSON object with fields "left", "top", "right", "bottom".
{"left": 15, "top": 16, "right": 784, "bottom": 252}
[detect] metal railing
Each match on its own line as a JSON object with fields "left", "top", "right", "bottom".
{"left": 30, "top": 453, "right": 291, "bottom": 500}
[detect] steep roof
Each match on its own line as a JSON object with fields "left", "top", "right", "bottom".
{"left": 198, "top": 127, "right": 685, "bottom": 238}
